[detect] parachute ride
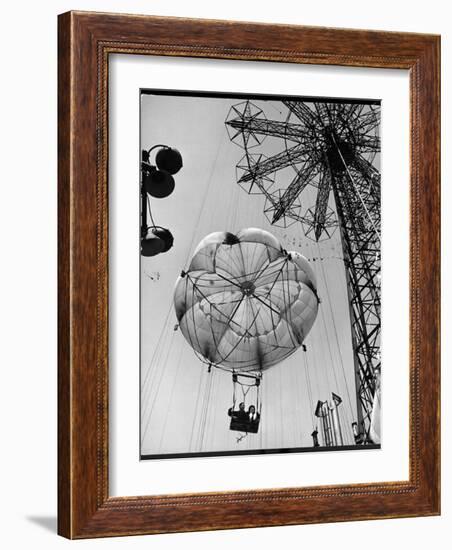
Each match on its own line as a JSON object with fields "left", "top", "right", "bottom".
{"left": 174, "top": 228, "right": 320, "bottom": 436}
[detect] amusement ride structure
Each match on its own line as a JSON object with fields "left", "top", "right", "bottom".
{"left": 224, "top": 98, "right": 381, "bottom": 444}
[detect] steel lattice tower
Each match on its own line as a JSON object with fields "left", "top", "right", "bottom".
{"left": 225, "top": 99, "right": 381, "bottom": 442}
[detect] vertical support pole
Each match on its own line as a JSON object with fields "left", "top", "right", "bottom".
{"left": 141, "top": 183, "right": 147, "bottom": 239}
{"left": 330, "top": 396, "right": 344, "bottom": 446}
{"left": 311, "top": 429, "right": 320, "bottom": 447}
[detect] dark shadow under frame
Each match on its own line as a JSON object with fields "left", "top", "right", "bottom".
{"left": 58, "top": 11, "right": 440, "bottom": 539}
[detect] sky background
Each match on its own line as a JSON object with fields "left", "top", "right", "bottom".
{"left": 140, "top": 94, "right": 366, "bottom": 457}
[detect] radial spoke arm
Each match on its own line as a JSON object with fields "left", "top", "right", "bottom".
{"left": 271, "top": 162, "right": 319, "bottom": 223}
{"left": 313, "top": 167, "right": 332, "bottom": 241}
{"left": 352, "top": 152, "right": 381, "bottom": 182}
{"left": 282, "top": 100, "right": 320, "bottom": 132}
{"left": 355, "top": 135, "right": 381, "bottom": 152}
{"left": 238, "top": 144, "right": 312, "bottom": 183}
{"left": 226, "top": 116, "right": 317, "bottom": 143}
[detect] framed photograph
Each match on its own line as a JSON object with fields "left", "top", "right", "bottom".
{"left": 58, "top": 11, "right": 440, "bottom": 538}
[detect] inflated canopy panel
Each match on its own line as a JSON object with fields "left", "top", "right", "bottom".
{"left": 174, "top": 228, "right": 319, "bottom": 373}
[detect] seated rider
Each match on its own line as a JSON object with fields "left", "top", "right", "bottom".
{"left": 247, "top": 405, "right": 260, "bottom": 424}
{"left": 228, "top": 402, "right": 248, "bottom": 422}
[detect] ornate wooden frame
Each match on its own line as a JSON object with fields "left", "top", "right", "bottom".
{"left": 58, "top": 11, "right": 440, "bottom": 538}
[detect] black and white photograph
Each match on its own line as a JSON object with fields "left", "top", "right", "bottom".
{"left": 140, "top": 90, "right": 381, "bottom": 459}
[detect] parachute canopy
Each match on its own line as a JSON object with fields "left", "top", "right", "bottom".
{"left": 174, "top": 228, "right": 319, "bottom": 373}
